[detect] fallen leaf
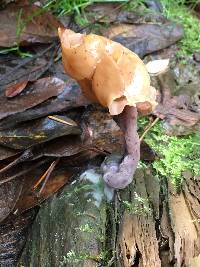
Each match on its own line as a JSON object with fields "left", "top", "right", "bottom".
{"left": 0, "top": 79, "right": 89, "bottom": 130}
{"left": 0, "top": 77, "right": 65, "bottom": 121}
{"left": 5, "top": 80, "right": 28, "bottom": 98}
{"left": 0, "top": 3, "right": 62, "bottom": 47}
{"left": 81, "top": 108, "right": 124, "bottom": 153}
{"left": 0, "top": 179, "right": 23, "bottom": 223}
{"left": 0, "top": 115, "right": 81, "bottom": 149}
{"left": 0, "top": 208, "right": 36, "bottom": 267}
{"left": 140, "top": 141, "right": 156, "bottom": 162}
{"left": 42, "top": 136, "right": 85, "bottom": 157}
{"left": 146, "top": 59, "right": 169, "bottom": 75}
{"left": 86, "top": 2, "right": 166, "bottom": 24}
{"left": 15, "top": 166, "right": 75, "bottom": 213}
{"left": 0, "top": 45, "right": 57, "bottom": 89}
{"left": 103, "top": 23, "right": 183, "bottom": 57}
{"left": 0, "top": 145, "right": 19, "bottom": 161}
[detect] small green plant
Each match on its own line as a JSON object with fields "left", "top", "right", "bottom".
{"left": 63, "top": 250, "right": 93, "bottom": 263}
{"left": 124, "top": 0, "right": 147, "bottom": 11}
{"left": 123, "top": 193, "right": 152, "bottom": 216}
{"left": 77, "top": 223, "right": 94, "bottom": 233}
{"left": 0, "top": 10, "right": 32, "bottom": 57}
{"left": 0, "top": 8, "right": 44, "bottom": 57}
{"left": 43, "top": 0, "right": 131, "bottom": 27}
{"left": 62, "top": 249, "right": 105, "bottom": 264}
{"left": 44, "top": 0, "right": 92, "bottom": 16}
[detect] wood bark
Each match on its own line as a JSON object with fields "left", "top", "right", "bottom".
{"left": 19, "top": 169, "right": 200, "bottom": 267}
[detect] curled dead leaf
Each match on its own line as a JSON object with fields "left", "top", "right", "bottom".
{"left": 5, "top": 81, "right": 28, "bottom": 98}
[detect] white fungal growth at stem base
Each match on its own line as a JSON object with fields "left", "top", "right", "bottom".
{"left": 80, "top": 169, "right": 114, "bottom": 206}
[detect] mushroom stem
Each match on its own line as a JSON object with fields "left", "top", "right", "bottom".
{"left": 102, "top": 106, "right": 140, "bottom": 189}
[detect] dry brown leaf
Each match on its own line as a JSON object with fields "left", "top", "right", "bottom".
{"left": 103, "top": 23, "right": 183, "bottom": 58}
{"left": 5, "top": 80, "right": 28, "bottom": 98}
{"left": 0, "top": 3, "right": 62, "bottom": 47}
{"left": 15, "top": 167, "right": 75, "bottom": 213}
{"left": 0, "top": 77, "right": 65, "bottom": 121}
{"left": 0, "top": 179, "right": 23, "bottom": 223}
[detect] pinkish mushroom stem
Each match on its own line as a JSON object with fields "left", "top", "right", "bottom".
{"left": 102, "top": 106, "right": 140, "bottom": 189}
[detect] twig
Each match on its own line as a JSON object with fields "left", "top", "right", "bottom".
{"left": 48, "top": 115, "right": 77, "bottom": 126}
{"left": 87, "top": 147, "right": 110, "bottom": 156}
{"left": 33, "top": 163, "right": 52, "bottom": 189}
{"left": 39, "top": 158, "right": 60, "bottom": 195}
{"left": 84, "top": 213, "right": 97, "bottom": 220}
{"left": 5, "top": 43, "right": 60, "bottom": 85}
{"left": 34, "top": 158, "right": 59, "bottom": 193}
{"left": 0, "top": 155, "right": 22, "bottom": 174}
{"left": 139, "top": 117, "right": 159, "bottom": 141}
{"left": 0, "top": 158, "right": 50, "bottom": 185}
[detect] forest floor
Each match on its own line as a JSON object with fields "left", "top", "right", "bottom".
{"left": 0, "top": 1, "right": 200, "bottom": 267}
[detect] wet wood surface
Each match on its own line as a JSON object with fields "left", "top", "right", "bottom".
{"left": 19, "top": 169, "right": 200, "bottom": 267}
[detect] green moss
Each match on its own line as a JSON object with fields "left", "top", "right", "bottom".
{"left": 62, "top": 249, "right": 108, "bottom": 265}
{"left": 124, "top": 0, "right": 147, "bottom": 11}
{"left": 160, "top": 0, "right": 200, "bottom": 56}
{"left": 126, "top": 0, "right": 200, "bottom": 56}
{"left": 77, "top": 223, "right": 94, "bottom": 233}
{"left": 123, "top": 195, "right": 152, "bottom": 216}
{"left": 62, "top": 249, "right": 100, "bottom": 264}
{"left": 139, "top": 118, "right": 200, "bottom": 190}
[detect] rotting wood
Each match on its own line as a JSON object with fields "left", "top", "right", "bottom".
{"left": 118, "top": 169, "right": 161, "bottom": 267}
{"left": 117, "top": 168, "right": 200, "bottom": 267}
{"left": 19, "top": 170, "right": 108, "bottom": 267}
{"left": 19, "top": 168, "right": 200, "bottom": 267}
{"left": 168, "top": 175, "right": 200, "bottom": 267}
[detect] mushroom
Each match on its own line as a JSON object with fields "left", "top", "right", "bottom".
{"left": 58, "top": 28, "right": 165, "bottom": 189}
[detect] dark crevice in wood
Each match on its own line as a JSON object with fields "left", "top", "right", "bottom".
{"left": 159, "top": 177, "right": 175, "bottom": 267}
{"left": 125, "top": 242, "right": 131, "bottom": 260}
{"left": 104, "top": 195, "right": 120, "bottom": 266}
{"left": 132, "top": 243, "right": 141, "bottom": 267}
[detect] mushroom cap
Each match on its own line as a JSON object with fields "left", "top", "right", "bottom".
{"left": 58, "top": 28, "right": 157, "bottom": 115}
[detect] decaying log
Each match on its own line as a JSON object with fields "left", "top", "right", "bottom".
{"left": 118, "top": 169, "right": 161, "bottom": 267}
{"left": 19, "top": 167, "right": 200, "bottom": 267}
{"left": 117, "top": 170, "right": 200, "bottom": 267}
{"left": 19, "top": 169, "right": 109, "bottom": 267}
{"left": 169, "top": 173, "right": 200, "bottom": 267}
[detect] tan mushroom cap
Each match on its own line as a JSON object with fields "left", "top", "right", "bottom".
{"left": 58, "top": 28, "right": 157, "bottom": 115}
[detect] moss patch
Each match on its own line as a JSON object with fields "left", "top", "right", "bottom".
{"left": 139, "top": 117, "right": 200, "bottom": 190}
